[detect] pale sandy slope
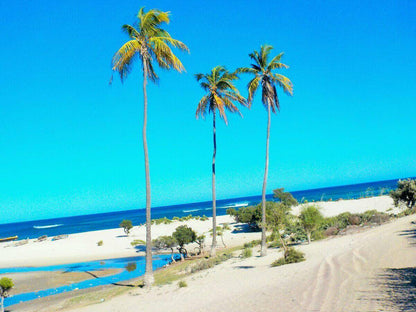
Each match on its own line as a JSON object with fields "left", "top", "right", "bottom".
{"left": 64, "top": 211, "right": 416, "bottom": 311}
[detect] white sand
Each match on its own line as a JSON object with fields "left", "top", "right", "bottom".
{"left": 61, "top": 197, "right": 415, "bottom": 312}
{"left": 0, "top": 196, "right": 398, "bottom": 268}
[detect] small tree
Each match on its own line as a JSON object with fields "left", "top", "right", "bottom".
{"left": 273, "top": 188, "right": 298, "bottom": 208}
{"left": 152, "top": 236, "right": 177, "bottom": 262}
{"left": 299, "top": 205, "right": 324, "bottom": 244}
{"left": 265, "top": 202, "right": 292, "bottom": 255}
{"left": 119, "top": 220, "right": 133, "bottom": 235}
{"left": 0, "top": 277, "right": 13, "bottom": 312}
{"left": 390, "top": 179, "right": 416, "bottom": 210}
{"left": 195, "top": 234, "right": 206, "bottom": 255}
{"left": 172, "top": 225, "right": 197, "bottom": 260}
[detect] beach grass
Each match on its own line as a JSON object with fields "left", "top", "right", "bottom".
{"left": 153, "top": 245, "right": 243, "bottom": 286}
{"left": 61, "top": 286, "right": 128, "bottom": 310}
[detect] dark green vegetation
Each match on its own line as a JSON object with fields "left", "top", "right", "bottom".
{"left": 0, "top": 277, "right": 13, "bottom": 312}
{"left": 271, "top": 247, "right": 305, "bottom": 267}
{"left": 119, "top": 220, "right": 133, "bottom": 235}
{"left": 299, "top": 205, "right": 324, "bottom": 244}
{"left": 390, "top": 179, "right": 416, "bottom": 210}
{"left": 152, "top": 225, "right": 198, "bottom": 261}
{"left": 173, "top": 225, "right": 197, "bottom": 260}
{"left": 228, "top": 188, "right": 406, "bottom": 250}
{"left": 152, "top": 235, "right": 177, "bottom": 262}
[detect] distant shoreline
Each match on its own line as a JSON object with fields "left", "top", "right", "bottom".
{"left": 0, "top": 177, "right": 405, "bottom": 240}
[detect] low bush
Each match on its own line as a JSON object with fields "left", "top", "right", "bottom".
{"left": 324, "top": 226, "right": 338, "bottom": 236}
{"left": 369, "top": 212, "right": 390, "bottom": 224}
{"left": 178, "top": 280, "right": 187, "bottom": 288}
{"left": 348, "top": 214, "right": 361, "bottom": 225}
{"left": 311, "top": 229, "right": 325, "bottom": 241}
{"left": 130, "top": 239, "right": 145, "bottom": 246}
{"left": 271, "top": 247, "right": 305, "bottom": 267}
{"left": 97, "top": 240, "right": 103, "bottom": 246}
{"left": 241, "top": 247, "right": 252, "bottom": 258}
{"left": 243, "top": 239, "right": 261, "bottom": 248}
{"left": 200, "top": 215, "right": 209, "bottom": 221}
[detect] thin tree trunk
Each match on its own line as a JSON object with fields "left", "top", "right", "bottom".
{"left": 307, "top": 231, "right": 311, "bottom": 244}
{"left": 1, "top": 296, "right": 4, "bottom": 312}
{"left": 261, "top": 104, "right": 271, "bottom": 256}
{"left": 142, "top": 63, "right": 154, "bottom": 287}
{"left": 170, "top": 248, "right": 176, "bottom": 263}
{"left": 221, "top": 233, "right": 226, "bottom": 247}
{"left": 211, "top": 111, "right": 217, "bottom": 257}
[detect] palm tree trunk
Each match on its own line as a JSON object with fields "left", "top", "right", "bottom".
{"left": 261, "top": 104, "right": 271, "bottom": 256}
{"left": 142, "top": 63, "right": 154, "bottom": 287}
{"left": 211, "top": 111, "right": 217, "bottom": 257}
{"left": 1, "top": 296, "right": 4, "bottom": 312}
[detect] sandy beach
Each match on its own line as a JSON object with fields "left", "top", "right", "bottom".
{"left": 2, "top": 196, "right": 416, "bottom": 311}
{"left": 0, "top": 196, "right": 399, "bottom": 268}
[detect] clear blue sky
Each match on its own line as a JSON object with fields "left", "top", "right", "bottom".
{"left": 1, "top": 0, "right": 415, "bottom": 223}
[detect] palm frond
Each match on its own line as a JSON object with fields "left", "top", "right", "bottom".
{"left": 272, "top": 73, "right": 293, "bottom": 96}
{"left": 247, "top": 75, "right": 261, "bottom": 106}
{"left": 237, "top": 67, "right": 258, "bottom": 75}
{"left": 196, "top": 95, "right": 209, "bottom": 118}
{"left": 152, "top": 36, "right": 189, "bottom": 52}
{"left": 149, "top": 38, "right": 186, "bottom": 72}
{"left": 112, "top": 7, "right": 187, "bottom": 85}
{"left": 111, "top": 40, "right": 141, "bottom": 82}
{"left": 260, "top": 45, "right": 273, "bottom": 67}
{"left": 121, "top": 24, "right": 140, "bottom": 39}
{"left": 241, "top": 45, "right": 293, "bottom": 109}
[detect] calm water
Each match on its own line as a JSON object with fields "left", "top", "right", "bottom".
{"left": 1, "top": 254, "right": 177, "bottom": 307}
{"left": 0, "top": 178, "right": 405, "bottom": 240}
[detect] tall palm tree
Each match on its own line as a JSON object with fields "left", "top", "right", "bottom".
{"left": 111, "top": 7, "right": 188, "bottom": 286}
{"left": 238, "top": 45, "right": 293, "bottom": 256}
{"left": 195, "top": 66, "right": 246, "bottom": 256}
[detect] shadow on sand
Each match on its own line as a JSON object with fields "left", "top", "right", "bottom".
{"left": 82, "top": 270, "right": 139, "bottom": 288}
{"left": 370, "top": 222, "right": 416, "bottom": 310}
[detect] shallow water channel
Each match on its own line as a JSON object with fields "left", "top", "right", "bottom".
{"left": 0, "top": 254, "right": 175, "bottom": 307}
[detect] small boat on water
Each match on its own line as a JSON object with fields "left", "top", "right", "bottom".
{"left": 0, "top": 236, "right": 18, "bottom": 243}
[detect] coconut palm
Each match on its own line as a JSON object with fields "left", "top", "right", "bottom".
{"left": 238, "top": 45, "right": 293, "bottom": 256}
{"left": 111, "top": 7, "right": 188, "bottom": 286}
{"left": 195, "top": 66, "right": 247, "bottom": 256}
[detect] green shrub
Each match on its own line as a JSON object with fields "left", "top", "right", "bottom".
{"left": 271, "top": 247, "right": 305, "bottom": 267}
{"left": 97, "top": 240, "right": 103, "bottom": 246}
{"left": 390, "top": 179, "right": 416, "bottom": 209}
{"left": 284, "top": 222, "right": 307, "bottom": 242}
{"left": 178, "top": 280, "right": 187, "bottom": 288}
{"left": 243, "top": 239, "right": 261, "bottom": 248}
{"left": 358, "top": 210, "right": 376, "bottom": 223}
{"left": 120, "top": 219, "right": 133, "bottom": 235}
{"left": 0, "top": 277, "right": 14, "bottom": 291}
{"left": 200, "top": 215, "right": 209, "bottom": 221}
{"left": 299, "top": 205, "right": 324, "bottom": 243}
{"left": 241, "top": 247, "right": 252, "bottom": 258}
{"left": 130, "top": 239, "right": 146, "bottom": 246}
{"left": 311, "top": 229, "right": 325, "bottom": 241}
